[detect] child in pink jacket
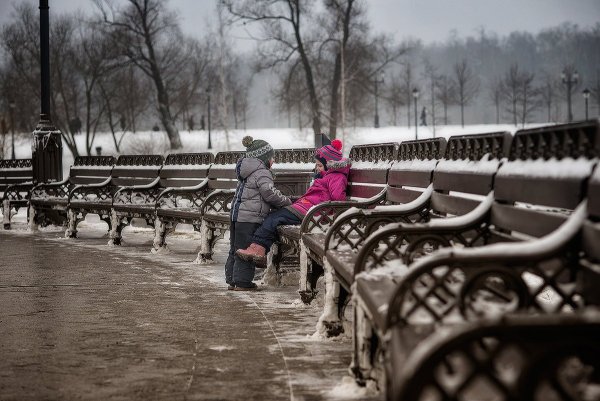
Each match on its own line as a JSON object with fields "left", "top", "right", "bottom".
{"left": 236, "top": 139, "right": 350, "bottom": 265}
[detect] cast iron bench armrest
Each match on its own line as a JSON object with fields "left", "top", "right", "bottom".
{"left": 156, "top": 178, "right": 210, "bottom": 199}
{"left": 298, "top": 189, "right": 387, "bottom": 235}
{"left": 30, "top": 179, "right": 71, "bottom": 200}
{"left": 324, "top": 186, "right": 434, "bottom": 252}
{"left": 68, "top": 176, "right": 114, "bottom": 201}
{"left": 353, "top": 192, "right": 495, "bottom": 275}
{"left": 384, "top": 201, "right": 588, "bottom": 329}
{"left": 155, "top": 179, "right": 210, "bottom": 210}
{"left": 2, "top": 181, "right": 34, "bottom": 201}
{"left": 391, "top": 314, "right": 600, "bottom": 401}
{"left": 201, "top": 189, "right": 235, "bottom": 215}
{"left": 112, "top": 176, "right": 163, "bottom": 206}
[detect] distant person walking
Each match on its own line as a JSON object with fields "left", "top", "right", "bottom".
{"left": 200, "top": 115, "right": 206, "bottom": 131}
{"left": 420, "top": 107, "right": 427, "bottom": 126}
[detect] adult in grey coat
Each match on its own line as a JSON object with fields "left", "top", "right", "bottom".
{"left": 225, "top": 136, "right": 291, "bottom": 290}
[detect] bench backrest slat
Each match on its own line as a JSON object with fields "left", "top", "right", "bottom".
{"left": 348, "top": 143, "right": 398, "bottom": 199}
{"left": 159, "top": 153, "right": 213, "bottom": 188}
{"left": 490, "top": 203, "right": 570, "bottom": 239}
{"left": 109, "top": 155, "right": 164, "bottom": 187}
{"left": 490, "top": 120, "right": 600, "bottom": 237}
{"left": 0, "top": 159, "right": 33, "bottom": 192}
{"left": 68, "top": 156, "right": 116, "bottom": 186}
{"left": 426, "top": 132, "right": 512, "bottom": 217}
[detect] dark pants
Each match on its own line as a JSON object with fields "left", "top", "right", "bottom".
{"left": 252, "top": 208, "right": 302, "bottom": 250}
{"left": 225, "top": 221, "right": 260, "bottom": 288}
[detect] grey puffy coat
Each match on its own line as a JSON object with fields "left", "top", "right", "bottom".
{"left": 230, "top": 158, "right": 291, "bottom": 223}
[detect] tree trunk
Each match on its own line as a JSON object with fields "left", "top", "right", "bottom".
{"left": 328, "top": 52, "right": 341, "bottom": 139}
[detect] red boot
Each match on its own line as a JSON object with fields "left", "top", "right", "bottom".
{"left": 236, "top": 243, "right": 267, "bottom": 266}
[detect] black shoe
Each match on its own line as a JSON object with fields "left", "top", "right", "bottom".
{"left": 233, "top": 283, "right": 259, "bottom": 291}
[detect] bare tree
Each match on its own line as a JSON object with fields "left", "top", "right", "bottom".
{"left": 519, "top": 70, "right": 537, "bottom": 126}
{"left": 383, "top": 73, "right": 405, "bottom": 126}
{"left": 222, "top": 0, "right": 322, "bottom": 141}
{"left": 95, "top": 0, "right": 183, "bottom": 149}
{"left": 422, "top": 58, "right": 439, "bottom": 133}
{"left": 501, "top": 64, "right": 523, "bottom": 126}
{"left": 452, "top": 59, "right": 480, "bottom": 127}
{"left": 488, "top": 78, "right": 502, "bottom": 124}
{"left": 436, "top": 74, "right": 455, "bottom": 125}
{"left": 401, "top": 62, "right": 414, "bottom": 128}
{"left": 539, "top": 72, "right": 559, "bottom": 122}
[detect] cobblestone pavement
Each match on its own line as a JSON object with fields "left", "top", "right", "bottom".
{"left": 0, "top": 223, "right": 381, "bottom": 401}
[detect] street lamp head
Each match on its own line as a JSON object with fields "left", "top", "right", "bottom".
{"left": 573, "top": 71, "right": 579, "bottom": 83}
{"left": 206, "top": 86, "right": 211, "bottom": 94}
{"left": 9, "top": 100, "right": 15, "bottom": 109}
{"left": 412, "top": 88, "right": 419, "bottom": 99}
{"left": 583, "top": 88, "right": 590, "bottom": 99}
{"left": 380, "top": 71, "right": 385, "bottom": 82}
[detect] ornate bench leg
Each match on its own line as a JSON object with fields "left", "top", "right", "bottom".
{"left": 65, "top": 209, "right": 80, "bottom": 238}
{"left": 194, "top": 220, "right": 213, "bottom": 263}
{"left": 152, "top": 218, "right": 170, "bottom": 253}
{"left": 108, "top": 210, "right": 124, "bottom": 246}
{"left": 3, "top": 199, "right": 11, "bottom": 229}
{"left": 316, "top": 259, "right": 345, "bottom": 337}
{"left": 298, "top": 241, "right": 316, "bottom": 303}
{"left": 351, "top": 300, "right": 376, "bottom": 384}
{"left": 263, "top": 243, "right": 280, "bottom": 286}
{"left": 28, "top": 204, "right": 38, "bottom": 232}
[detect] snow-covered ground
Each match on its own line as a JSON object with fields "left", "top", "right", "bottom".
{"left": 8, "top": 123, "right": 544, "bottom": 176}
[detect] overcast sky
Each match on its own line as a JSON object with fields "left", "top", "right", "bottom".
{"left": 1, "top": 0, "right": 599, "bottom": 49}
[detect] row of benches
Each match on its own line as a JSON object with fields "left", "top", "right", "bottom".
{"left": 263, "top": 120, "right": 600, "bottom": 399}
{"left": 2, "top": 121, "right": 599, "bottom": 400}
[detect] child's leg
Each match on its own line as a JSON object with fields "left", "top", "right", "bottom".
{"left": 232, "top": 222, "right": 261, "bottom": 288}
{"left": 252, "top": 208, "right": 301, "bottom": 251}
{"left": 224, "top": 223, "right": 236, "bottom": 285}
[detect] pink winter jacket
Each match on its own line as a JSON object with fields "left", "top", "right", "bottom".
{"left": 288, "top": 158, "right": 351, "bottom": 216}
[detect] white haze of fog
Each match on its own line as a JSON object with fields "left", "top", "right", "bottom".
{"left": 2, "top": 0, "right": 598, "bottom": 49}
{"left": 0, "top": 0, "right": 599, "bottom": 128}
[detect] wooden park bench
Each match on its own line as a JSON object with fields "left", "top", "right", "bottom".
{"left": 65, "top": 154, "right": 164, "bottom": 241}
{"left": 312, "top": 131, "right": 511, "bottom": 336}
{"left": 349, "top": 120, "right": 600, "bottom": 388}
{"left": 1, "top": 158, "right": 33, "bottom": 229}
{"left": 28, "top": 156, "right": 116, "bottom": 229}
{"left": 185, "top": 148, "right": 315, "bottom": 263}
{"left": 265, "top": 143, "right": 402, "bottom": 298}
{"left": 389, "top": 313, "right": 600, "bottom": 401}
{"left": 110, "top": 152, "right": 214, "bottom": 248}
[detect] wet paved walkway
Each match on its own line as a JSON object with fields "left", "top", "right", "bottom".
{"left": 0, "top": 227, "right": 375, "bottom": 400}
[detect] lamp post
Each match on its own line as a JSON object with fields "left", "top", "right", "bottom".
{"left": 206, "top": 86, "right": 212, "bottom": 150}
{"left": 32, "top": 0, "right": 62, "bottom": 183}
{"left": 583, "top": 88, "right": 590, "bottom": 120}
{"left": 412, "top": 88, "right": 419, "bottom": 140}
{"left": 9, "top": 100, "right": 15, "bottom": 159}
{"left": 561, "top": 67, "right": 579, "bottom": 122}
{"left": 374, "top": 71, "right": 384, "bottom": 128}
